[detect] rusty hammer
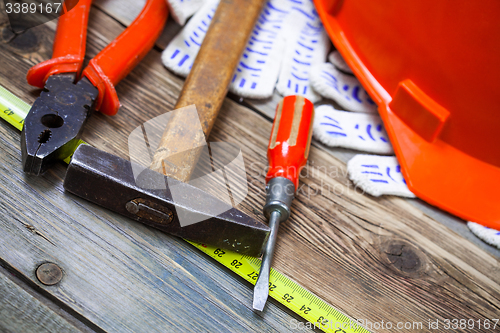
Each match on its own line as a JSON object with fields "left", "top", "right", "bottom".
{"left": 63, "top": 0, "right": 270, "bottom": 256}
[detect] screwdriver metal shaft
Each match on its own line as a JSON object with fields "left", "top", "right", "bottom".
{"left": 253, "top": 210, "right": 281, "bottom": 311}
{"left": 252, "top": 95, "right": 315, "bottom": 311}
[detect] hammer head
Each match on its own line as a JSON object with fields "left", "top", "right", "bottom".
{"left": 63, "top": 145, "right": 270, "bottom": 257}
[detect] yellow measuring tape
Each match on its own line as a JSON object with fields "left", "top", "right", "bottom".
{"left": 0, "top": 85, "right": 370, "bottom": 333}
{"left": 0, "top": 86, "right": 29, "bottom": 131}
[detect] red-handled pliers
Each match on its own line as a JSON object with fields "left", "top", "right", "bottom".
{"left": 21, "top": 0, "right": 168, "bottom": 175}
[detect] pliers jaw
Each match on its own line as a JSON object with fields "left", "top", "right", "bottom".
{"left": 21, "top": 74, "right": 98, "bottom": 175}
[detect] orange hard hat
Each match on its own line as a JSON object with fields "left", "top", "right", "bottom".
{"left": 314, "top": 0, "right": 500, "bottom": 229}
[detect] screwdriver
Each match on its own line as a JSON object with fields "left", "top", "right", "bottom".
{"left": 253, "top": 95, "right": 315, "bottom": 311}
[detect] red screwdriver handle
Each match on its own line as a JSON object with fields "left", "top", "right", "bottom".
{"left": 266, "top": 95, "right": 315, "bottom": 190}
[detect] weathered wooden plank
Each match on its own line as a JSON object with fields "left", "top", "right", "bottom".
{"left": 207, "top": 98, "right": 500, "bottom": 328}
{"left": 0, "top": 266, "right": 83, "bottom": 333}
{"left": 0, "top": 121, "right": 302, "bottom": 333}
{"left": 93, "top": 0, "right": 145, "bottom": 26}
{"left": 0, "top": 7, "right": 308, "bottom": 333}
{"left": 0, "top": 3, "right": 499, "bottom": 333}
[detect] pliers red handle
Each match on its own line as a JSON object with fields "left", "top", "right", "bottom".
{"left": 21, "top": 0, "right": 168, "bottom": 175}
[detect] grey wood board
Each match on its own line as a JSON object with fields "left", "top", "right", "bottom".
{"left": 0, "top": 266, "right": 82, "bottom": 333}
{"left": 0, "top": 123, "right": 303, "bottom": 333}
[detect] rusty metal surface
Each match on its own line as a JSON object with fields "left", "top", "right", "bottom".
{"left": 21, "top": 74, "right": 98, "bottom": 175}
{"left": 64, "top": 145, "right": 270, "bottom": 257}
{"left": 36, "top": 263, "right": 63, "bottom": 286}
{"left": 125, "top": 198, "right": 174, "bottom": 225}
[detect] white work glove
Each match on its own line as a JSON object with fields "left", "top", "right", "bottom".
{"left": 310, "top": 51, "right": 377, "bottom": 113}
{"left": 467, "top": 222, "right": 500, "bottom": 250}
{"left": 310, "top": 51, "right": 412, "bottom": 197}
{"left": 165, "top": 0, "right": 205, "bottom": 26}
{"left": 162, "top": 0, "right": 329, "bottom": 102}
{"left": 312, "top": 51, "right": 500, "bottom": 248}
{"left": 313, "top": 105, "right": 393, "bottom": 155}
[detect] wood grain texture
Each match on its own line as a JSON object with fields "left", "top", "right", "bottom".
{"left": 0, "top": 267, "right": 82, "bottom": 333}
{"left": 0, "top": 6, "right": 302, "bottom": 333}
{"left": 0, "top": 3, "right": 499, "bottom": 333}
{"left": 0, "top": 112, "right": 298, "bottom": 333}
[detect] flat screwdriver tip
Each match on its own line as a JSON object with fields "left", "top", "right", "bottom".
{"left": 253, "top": 277, "right": 269, "bottom": 311}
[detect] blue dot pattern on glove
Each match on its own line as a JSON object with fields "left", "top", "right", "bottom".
{"left": 162, "top": 0, "right": 329, "bottom": 101}
{"left": 232, "top": 1, "right": 288, "bottom": 92}
{"left": 275, "top": 1, "right": 329, "bottom": 102}
{"left": 313, "top": 105, "right": 393, "bottom": 154}
{"left": 347, "top": 155, "right": 415, "bottom": 197}
{"left": 359, "top": 163, "right": 405, "bottom": 185}
{"left": 310, "top": 51, "right": 378, "bottom": 113}
{"left": 167, "top": 4, "right": 217, "bottom": 73}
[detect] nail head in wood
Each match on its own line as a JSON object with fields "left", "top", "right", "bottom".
{"left": 36, "top": 262, "right": 63, "bottom": 286}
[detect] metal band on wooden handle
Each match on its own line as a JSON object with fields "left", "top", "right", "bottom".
{"left": 150, "top": 0, "right": 266, "bottom": 182}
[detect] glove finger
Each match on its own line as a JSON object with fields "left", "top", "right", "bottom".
{"left": 328, "top": 50, "right": 353, "bottom": 74}
{"left": 310, "top": 55, "right": 377, "bottom": 113}
{"left": 467, "top": 222, "right": 500, "bottom": 249}
{"left": 275, "top": 1, "right": 329, "bottom": 103}
{"left": 313, "top": 105, "right": 393, "bottom": 154}
{"left": 162, "top": 0, "right": 219, "bottom": 76}
{"left": 347, "top": 155, "right": 415, "bottom": 198}
{"left": 228, "top": 0, "right": 288, "bottom": 99}
{"left": 166, "top": 0, "right": 207, "bottom": 26}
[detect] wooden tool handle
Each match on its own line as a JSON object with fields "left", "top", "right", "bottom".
{"left": 150, "top": 0, "right": 265, "bottom": 182}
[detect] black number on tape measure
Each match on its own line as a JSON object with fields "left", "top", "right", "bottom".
{"left": 300, "top": 305, "right": 311, "bottom": 314}
{"left": 335, "top": 329, "right": 347, "bottom": 333}
{"left": 214, "top": 248, "right": 225, "bottom": 257}
{"left": 318, "top": 316, "right": 329, "bottom": 325}
{"left": 247, "top": 271, "right": 259, "bottom": 280}
{"left": 230, "top": 260, "right": 242, "bottom": 268}
{"left": 282, "top": 293, "right": 294, "bottom": 303}
{"left": 268, "top": 283, "right": 277, "bottom": 291}
{"left": 3, "top": 108, "right": 14, "bottom": 116}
